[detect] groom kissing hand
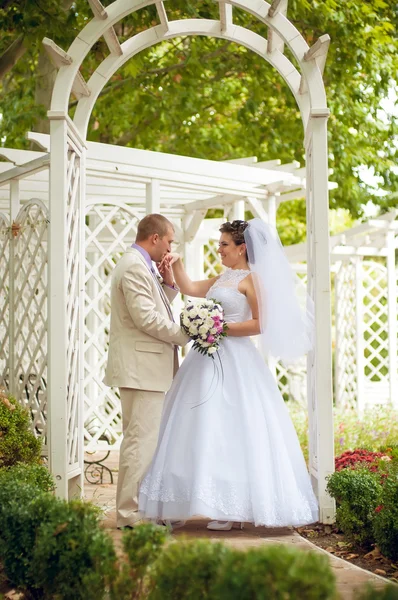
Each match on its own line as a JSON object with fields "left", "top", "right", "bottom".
{"left": 104, "top": 213, "right": 189, "bottom": 529}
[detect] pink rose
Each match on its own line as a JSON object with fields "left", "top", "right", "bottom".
{"left": 207, "top": 335, "right": 215, "bottom": 343}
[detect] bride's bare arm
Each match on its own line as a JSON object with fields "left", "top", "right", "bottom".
{"left": 159, "top": 253, "right": 219, "bottom": 298}
{"left": 226, "top": 274, "right": 261, "bottom": 337}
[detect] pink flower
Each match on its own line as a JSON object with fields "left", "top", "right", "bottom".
{"left": 215, "top": 325, "right": 223, "bottom": 334}
{"left": 212, "top": 316, "right": 221, "bottom": 323}
{"left": 375, "top": 505, "right": 384, "bottom": 513}
{"left": 207, "top": 335, "right": 215, "bottom": 343}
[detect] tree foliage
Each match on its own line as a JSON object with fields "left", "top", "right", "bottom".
{"left": 0, "top": 0, "right": 397, "bottom": 219}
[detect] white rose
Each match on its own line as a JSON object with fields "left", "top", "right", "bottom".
{"left": 210, "top": 327, "right": 217, "bottom": 334}
{"left": 201, "top": 342, "right": 211, "bottom": 347}
{"left": 207, "top": 346, "right": 217, "bottom": 354}
{"left": 189, "top": 324, "right": 198, "bottom": 335}
{"left": 199, "top": 325, "right": 208, "bottom": 335}
{"left": 198, "top": 308, "right": 208, "bottom": 319}
{"left": 205, "top": 317, "right": 214, "bottom": 328}
{"left": 183, "top": 316, "right": 190, "bottom": 327}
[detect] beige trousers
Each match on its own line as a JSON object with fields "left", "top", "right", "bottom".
{"left": 116, "top": 387, "right": 164, "bottom": 528}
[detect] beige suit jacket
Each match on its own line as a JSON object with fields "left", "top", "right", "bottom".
{"left": 103, "top": 247, "right": 189, "bottom": 392}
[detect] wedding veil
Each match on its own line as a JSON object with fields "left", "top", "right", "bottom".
{"left": 244, "top": 218, "right": 314, "bottom": 363}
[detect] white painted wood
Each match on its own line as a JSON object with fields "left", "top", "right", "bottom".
{"left": 306, "top": 116, "right": 335, "bottom": 524}
{"left": 71, "top": 71, "right": 91, "bottom": 100}
{"left": 184, "top": 210, "right": 207, "bottom": 243}
{"left": 87, "top": 0, "right": 108, "bottom": 20}
{"left": 267, "top": 0, "right": 287, "bottom": 54}
{"left": 356, "top": 258, "right": 365, "bottom": 415}
{"left": 48, "top": 117, "right": 69, "bottom": 498}
{"left": 386, "top": 231, "right": 397, "bottom": 407}
{"left": 265, "top": 194, "right": 277, "bottom": 226}
{"left": 230, "top": 199, "right": 245, "bottom": 221}
{"left": 246, "top": 196, "right": 269, "bottom": 222}
{"left": 156, "top": 2, "right": 169, "bottom": 32}
{"left": 103, "top": 27, "right": 123, "bottom": 56}
{"left": 0, "top": 148, "right": 47, "bottom": 165}
{"left": 7, "top": 181, "right": 20, "bottom": 397}
{"left": 70, "top": 21, "right": 307, "bottom": 135}
{"left": 0, "top": 156, "right": 50, "bottom": 186}
{"left": 146, "top": 179, "right": 160, "bottom": 213}
{"left": 304, "top": 34, "right": 330, "bottom": 77}
{"left": 219, "top": 2, "right": 233, "bottom": 33}
{"left": 223, "top": 157, "right": 257, "bottom": 165}
{"left": 268, "top": 0, "right": 286, "bottom": 18}
{"left": 42, "top": 38, "right": 73, "bottom": 67}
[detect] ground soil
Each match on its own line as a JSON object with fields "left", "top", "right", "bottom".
{"left": 297, "top": 523, "right": 398, "bottom": 584}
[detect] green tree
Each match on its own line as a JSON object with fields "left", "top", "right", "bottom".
{"left": 0, "top": 0, "right": 397, "bottom": 218}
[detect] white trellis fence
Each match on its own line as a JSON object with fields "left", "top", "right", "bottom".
{"left": 286, "top": 210, "right": 398, "bottom": 412}
{"left": 0, "top": 200, "right": 49, "bottom": 450}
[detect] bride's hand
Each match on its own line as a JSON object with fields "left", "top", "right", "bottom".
{"left": 158, "top": 252, "right": 180, "bottom": 271}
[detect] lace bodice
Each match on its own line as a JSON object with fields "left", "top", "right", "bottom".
{"left": 206, "top": 269, "right": 251, "bottom": 323}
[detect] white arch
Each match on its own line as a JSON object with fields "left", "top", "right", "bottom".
{"left": 50, "top": 0, "right": 328, "bottom": 138}
{"left": 74, "top": 20, "right": 308, "bottom": 136}
{"left": 47, "top": 0, "right": 335, "bottom": 523}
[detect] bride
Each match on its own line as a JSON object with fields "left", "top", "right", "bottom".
{"left": 138, "top": 218, "right": 318, "bottom": 530}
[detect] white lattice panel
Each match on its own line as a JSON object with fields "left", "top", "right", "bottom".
{"left": 362, "top": 262, "right": 389, "bottom": 384}
{"left": 335, "top": 260, "right": 357, "bottom": 407}
{"left": 13, "top": 201, "right": 48, "bottom": 447}
{"left": 66, "top": 146, "right": 81, "bottom": 468}
{"left": 84, "top": 202, "right": 140, "bottom": 451}
{"left": 0, "top": 213, "right": 9, "bottom": 390}
{"left": 204, "top": 241, "right": 222, "bottom": 278}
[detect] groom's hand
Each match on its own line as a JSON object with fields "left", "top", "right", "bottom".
{"left": 158, "top": 252, "right": 180, "bottom": 270}
{"left": 157, "top": 253, "right": 176, "bottom": 287}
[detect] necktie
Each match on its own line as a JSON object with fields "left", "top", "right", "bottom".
{"left": 150, "top": 266, "right": 175, "bottom": 322}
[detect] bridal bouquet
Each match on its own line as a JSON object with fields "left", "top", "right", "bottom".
{"left": 181, "top": 299, "right": 228, "bottom": 357}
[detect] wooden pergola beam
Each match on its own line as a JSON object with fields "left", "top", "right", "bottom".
{"left": 304, "top": 34, "right": 331, "bottom": 76}
{"left": 184, "top": 209, "right": 207, "bottom": 242}
{"left": 268, "top": 0, "right": 287, "bottom": 19}
{"left": 42, "top": 38, "right": 72, "bottom": 67}
{"left": 103, "top": 27, "right": 123, "bottom": 56}
{"left": 267, "top": 0, "right": 288, "bottom": 54}
{"left": 72, "top": 71, "right": 91, "bottom": 99}
{"left": 156, "top": 2, "right": 169, "bottom": 32}
{"left": 87, "top": 0, "right": 108, "bottom": 20}
{"left": 219, "top": 1, "right": 233, "bottom": 33}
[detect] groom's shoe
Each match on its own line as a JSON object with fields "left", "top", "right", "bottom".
{"left": 117, "top": 525, "right": 134, "bottom": 530}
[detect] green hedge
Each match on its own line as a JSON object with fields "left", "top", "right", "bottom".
{"left": 0, "top": 476, "right": 117, "bottom": 600}
{"left": 148, "top": 538, "right": 336, "bottom": 600}
{"left": 327, "top": 463, "right": 398, "bottom": 560}
{"left": 326, "top": 468, "right": 382, "bottom": 547}
{"left": 0, "top": 393, "right": 41, "bottom": 468}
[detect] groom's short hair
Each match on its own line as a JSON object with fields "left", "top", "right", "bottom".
{"left": 136, "top": 214, "right": 174, "bottom": 241}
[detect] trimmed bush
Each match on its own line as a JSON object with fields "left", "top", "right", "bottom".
{"left": 0, "top": 462, "right": 55, "bottom": 493}
{"left": 0, "top": 481, "right": 55, "bottom": 594}
{"left": 110, "top": 523, "right": 169, "bottom": 600}
{"left": 148, "top": 539, "right": 230, "bottom": 600}
{"left": 0, "top": 478, "right": 117, "bottom": 600}
{"left": 30, "top": 498, "right": 117, "bottom": 600}
{"left": 0, "top": 392, "right": 41, "bottom": 468}
{"left": 355, "top": 585, "right": 398, "bottom": 599}
{"left": 327, "top": 468, "right": 382, "bottom": 546}
{"left": 373, "top": 467, "right": 398, "bottom": 560}
{"left": 211, "top": 544, "right": 336, "bottom": 600}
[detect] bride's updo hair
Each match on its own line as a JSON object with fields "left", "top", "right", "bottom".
{"left": 219, "top": 220, "right": 249, "bottom": 246}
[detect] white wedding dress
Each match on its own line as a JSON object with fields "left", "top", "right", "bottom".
{"left": 138, "top": 269, "right": 319, "bottom": 527}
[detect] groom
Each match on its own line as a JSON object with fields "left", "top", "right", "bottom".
{"left": 104, "top": 213, "right": 189, "bottom": 529}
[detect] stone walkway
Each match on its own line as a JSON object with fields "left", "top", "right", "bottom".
{"left": 84, "top": 452, "right": 393, "bottom": 600}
